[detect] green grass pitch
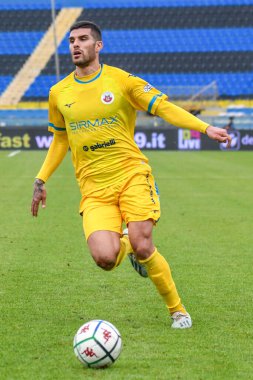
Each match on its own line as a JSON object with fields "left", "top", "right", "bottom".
{"left": 0, "top": 150, "right": 253, "bottom": 380}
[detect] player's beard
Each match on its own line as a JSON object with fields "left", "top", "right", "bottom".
{"left": 72, "top": 47, "right": 96, "bottom": 68}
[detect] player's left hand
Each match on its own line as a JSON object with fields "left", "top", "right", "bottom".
{"left": 31, "top": 179, "right": 47, "bottom": 217}
{"left": 206, "top": 125, "right": 232, "bottom": 148}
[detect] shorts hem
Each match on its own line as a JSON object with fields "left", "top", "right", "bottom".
{"left": 125, "top": 215, "right": 160, "bottom": 225}
{"left": 85, "top": 228, "right": 122, "bottom": 241}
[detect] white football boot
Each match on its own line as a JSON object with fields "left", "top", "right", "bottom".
{"left": 171, "top": 311, "right": 192, "bottom": 329}
{"left": 123, "top": 228, "right": 148, "bottom": 278}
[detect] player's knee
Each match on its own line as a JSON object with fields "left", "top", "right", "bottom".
{"left": 88, "top": 233, "right": 121, "bottom": 271}
{"left": 91, "top": 249, "right": 118, "bottom": 271}
{"left": 131, "top": 239, "right": 153, "bottom": 260}
{"left": 95, "top": 257, "right": 116, "bottom": 271}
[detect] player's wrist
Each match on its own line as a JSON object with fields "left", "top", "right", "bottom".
{"left": 203, "top": 124, "right": 210, "bottom": 134}
{"left": 34, "top": 178, "right": 45, "bottom": 185}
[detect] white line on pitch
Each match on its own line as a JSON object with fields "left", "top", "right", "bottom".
{"left": 8, "top": 150, "right": 21, "bottom": 157}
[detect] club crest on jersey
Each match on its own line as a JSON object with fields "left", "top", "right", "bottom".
{"left": 101, "top": 91, "right": 114, "bottom": 105}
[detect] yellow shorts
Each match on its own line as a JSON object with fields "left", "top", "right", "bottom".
{"left": 81, "top": 172, "right": 161, "bottom": 240}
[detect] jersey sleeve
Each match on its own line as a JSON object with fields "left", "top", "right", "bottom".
{"left": 156, "top": 98, "right": 209, "bottom": 133}
{"left": 124, "top": 74, "right": 168, "bottom": 114}
{"left": 48, "top": 88, "right": 67, "bottom": 135}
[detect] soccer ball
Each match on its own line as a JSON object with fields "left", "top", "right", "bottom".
{"left": 73, "top": 320, "right": 122, "bottom": 368}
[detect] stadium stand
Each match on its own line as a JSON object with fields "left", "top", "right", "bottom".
{"left": 0, "top": 0, "right": 252, "bottom": 105}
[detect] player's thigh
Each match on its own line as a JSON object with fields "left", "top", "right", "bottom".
{"left": 120, "top": 172, "right": 160, "bottom": 224}
{"left": 82, "top": 195, "right": 122, "bottom": 241}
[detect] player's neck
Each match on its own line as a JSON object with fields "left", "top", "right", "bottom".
{"left": 75, "top": 62, "right": 101, "bottom": 78}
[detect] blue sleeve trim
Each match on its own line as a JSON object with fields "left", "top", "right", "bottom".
{"left": 147, "top": 92, "right": 163, "bottom": 113}
{"left": 48, "top": 122, "right": 66, "bottom": 131}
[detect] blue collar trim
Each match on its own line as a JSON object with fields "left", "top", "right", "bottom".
{"left": 74, "top": 64, "right": 103, "bottom": 84}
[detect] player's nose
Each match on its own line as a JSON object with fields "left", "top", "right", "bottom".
{"left": 73, "top": 41, "right": 80, "bottom": 48}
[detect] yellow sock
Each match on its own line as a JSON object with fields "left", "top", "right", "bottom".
{"left": 113, "top": 235, "right": 132, "bottom": 268}
{"left": 139, "top": 248, "right": 186, "bottom": 315}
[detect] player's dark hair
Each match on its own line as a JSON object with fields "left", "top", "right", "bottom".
{"left": 69, "top": 21, "right": 102, "bottom": 41}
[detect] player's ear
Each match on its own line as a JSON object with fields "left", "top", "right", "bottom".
{"left": 95, "top": 40, "right": 103, "bottom": 53}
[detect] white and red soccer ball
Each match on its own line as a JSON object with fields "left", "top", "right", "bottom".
{"left": 73, "top": 320, "right": 122, "bottom": 368}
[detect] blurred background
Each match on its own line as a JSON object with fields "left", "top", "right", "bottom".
{"left": 0, "top": 0, "right": 252, "bottom": 134}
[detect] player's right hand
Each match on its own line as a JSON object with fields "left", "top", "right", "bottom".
{"left": 31, "top": 179, "right": 47, "bottom": 217}
{"left": 206, "top": 125, "right": 232, "bottom": 148}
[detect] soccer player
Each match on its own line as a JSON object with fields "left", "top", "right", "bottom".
{"left": 31, "top": 21, "right": 231, "bottom": 329}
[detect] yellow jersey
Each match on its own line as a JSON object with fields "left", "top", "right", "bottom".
{"left": 48, "top": 64, "right": 168, "bottom": 196}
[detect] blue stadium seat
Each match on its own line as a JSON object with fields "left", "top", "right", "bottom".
{"left": 1, "top": 0, "right": 253, "bottom": 10}
{"left": 0, "top": 0, "right": 253, "bottom": 100}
